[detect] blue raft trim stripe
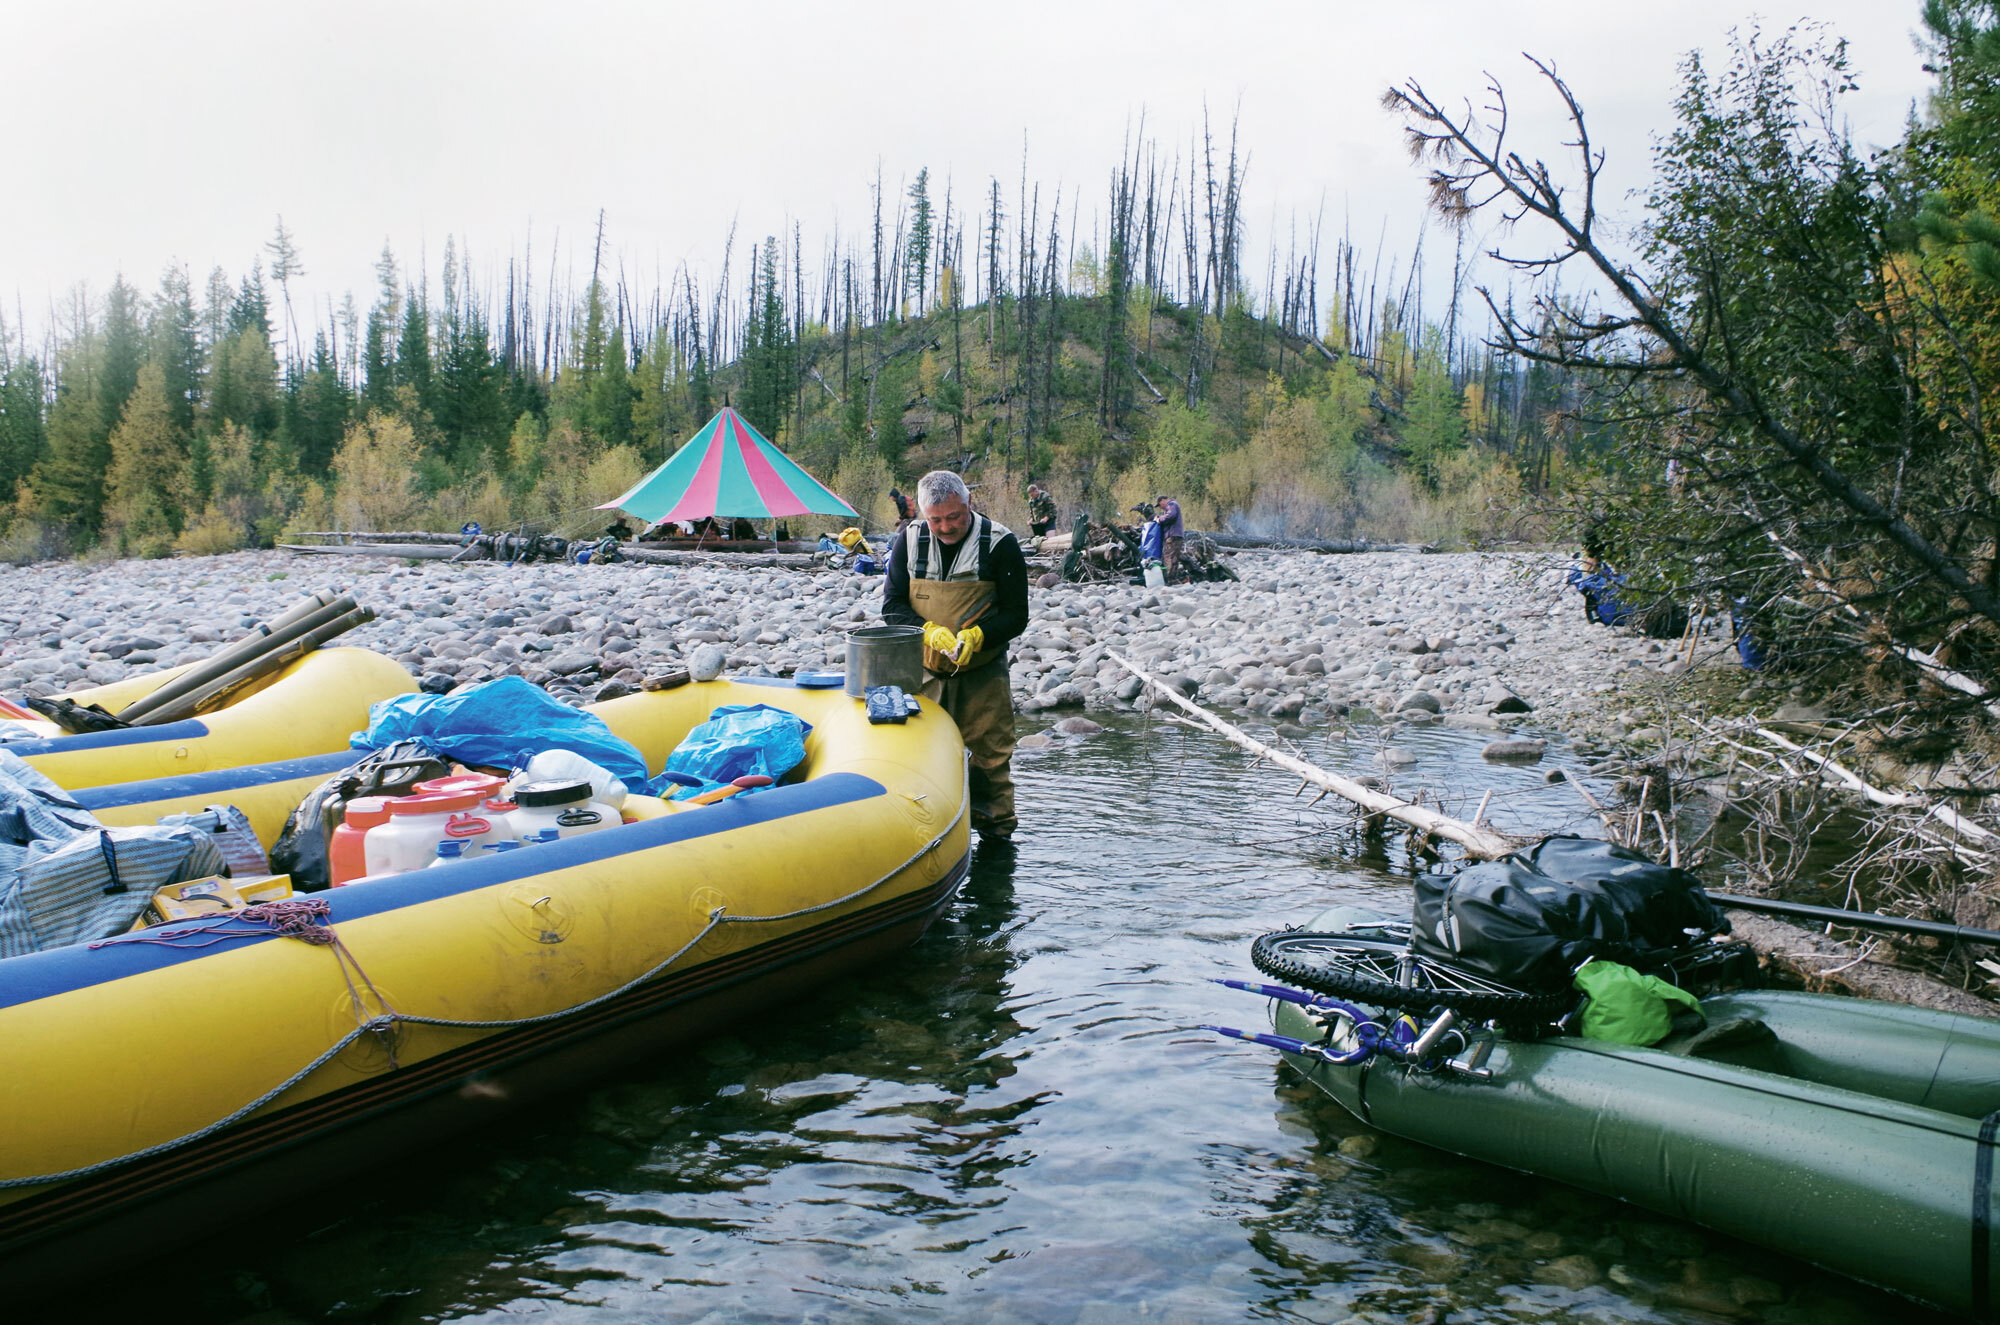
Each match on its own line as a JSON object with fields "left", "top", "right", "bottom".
{"left": 0, "top": 771, "right": 889, "bottom": 1011}
{"left": 7, "top": 719, "right": 210, "bottom": 757}
{"left": 70, "top": 750, "right": 366, "bottom": 811}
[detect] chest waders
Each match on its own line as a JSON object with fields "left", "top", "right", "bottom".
{"left": 907, "top": 515, "right": 1008, "bottom": 675}
{"left": 905, "top": 515, "right": 1018, "bottom": 837}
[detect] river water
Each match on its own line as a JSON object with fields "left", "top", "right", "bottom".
{"left": 137, "top": 713, "right": 1944, "bottom": 1323}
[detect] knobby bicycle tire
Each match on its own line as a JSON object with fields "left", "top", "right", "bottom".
{"left": 1250, "top": 931, "right": 1572, "bottom": 1020}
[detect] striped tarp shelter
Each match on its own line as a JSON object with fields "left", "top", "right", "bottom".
{"left": 598, "top": 406, "right": 858, "bottom": 523}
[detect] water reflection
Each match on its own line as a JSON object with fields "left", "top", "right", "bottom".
{"left": 67, "top": 711, "right": 1956, "bottom": 1322}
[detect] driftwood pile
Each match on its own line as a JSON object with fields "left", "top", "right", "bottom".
{"left": 1045, "top": 524, "right": 1237, "bottom": 584}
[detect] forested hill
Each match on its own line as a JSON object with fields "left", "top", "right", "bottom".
{"left": 706, "top": 279, "right": 1576, "bottom": 546}
{"left": 0, "top": 153, "right": 1599, "bottom": 564}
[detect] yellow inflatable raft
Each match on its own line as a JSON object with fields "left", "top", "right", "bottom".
{"left": 0, "top": 674, "right": 969, "bottom": 1287}
{"left": 9, "top": 646, "right": 415, "bottom": 791}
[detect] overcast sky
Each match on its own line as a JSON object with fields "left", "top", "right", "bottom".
{"left": 0, "top": 1, "right": 1938, "bottom": 343}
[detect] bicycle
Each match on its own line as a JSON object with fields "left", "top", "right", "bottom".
{"left": 1206, "top": 915, "right": 1755, "bottom": 1078}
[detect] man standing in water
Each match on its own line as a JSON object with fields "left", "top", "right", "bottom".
{"left": 883, "top": 469, "right": 1028, "bottom": 841}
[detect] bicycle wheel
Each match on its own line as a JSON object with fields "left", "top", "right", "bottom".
{"left": 1250, "top": 931, "right": 1572, "bottom": 1020}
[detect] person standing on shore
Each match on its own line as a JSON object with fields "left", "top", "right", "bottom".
{"left": 1154, "top": 494, "right": 1184, "bottom": 582}
{"left": 882, "top": 469, "right": 1028, "bottom": 841}
{"left": 1026, "top": 484, "right": 1057, "bottom": 537}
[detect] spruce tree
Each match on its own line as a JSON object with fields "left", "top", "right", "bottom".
{"left": 740, "top": 242, "right": 791, "bottom": 439}
{"left": 0, "top": 355, "right": 46, "bottom": 505}
{"left": 201, "top": 266, "right": 233, "bottom": 351}
{"left": 906, "top": 168, "right": 933, "bottom": 316}
{"left": 688, "top": 344, "right": 713, "bottom": 431}
{"left": 587, "top": 322, "right": 635, "bottom": 447}
{"left": 209, "top": 325, "right": 281, "bottom": 438}
{"left": 291, "top": 332, "right": 351, "bottom": 473}
{"left": 395, "top": 291, "right": 432, "bottom": 407}
{"left": 363, "top": 243, "right": 400, "bottom": 410}
{"left": 436, "top": 305, "right": 509, "bottom": 461}
{"left": 556, "top": 276, "right": 612, "bottom": 440}
{"left": 98, "top": 277, "right": 145, "bottom": 437}
{"left": 150, "top": 265, "right": 203, "bottom": 436}
{"left": 228, "top": 263, "right": 270, "bottom": 338}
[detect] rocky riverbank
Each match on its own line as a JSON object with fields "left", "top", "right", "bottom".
{"left": 0, "top": 547, "right": 1690, "bottom": 744}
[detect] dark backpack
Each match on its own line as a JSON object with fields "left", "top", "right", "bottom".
{"left": 268, "top": 740, "right": 450, "bottom": 891}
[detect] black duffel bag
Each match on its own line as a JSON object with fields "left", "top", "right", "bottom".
{"left": 1514, "top": 835, "right": 1728, "bottom": 950}
{"left": 1410, "top": 838, "right": 1728, "bottom": 992}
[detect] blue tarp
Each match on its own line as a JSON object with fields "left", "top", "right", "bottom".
{"left": 652, "top": 704, "right": 812, "bottom": 800}
{"left": 1568, "top": 565, "right": 1633, "bottom": 627}
{"left": 352, "top": 676, "right": 650, "bottom": 787}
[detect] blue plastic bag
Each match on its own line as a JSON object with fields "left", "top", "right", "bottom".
{"left": 1731, "top": 598, "right": 1768, "bottom": 671}
{"left": 651, "top": 704, "right": 812, "bottom": 799}
{"left": 1568, "top": 565, "right": 1633, "bottom": 626}
{"left": 352, "top": 676, "right": 650, "bottom": 788}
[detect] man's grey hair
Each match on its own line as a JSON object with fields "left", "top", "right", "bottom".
{"left": 916, "top": 470, "right": 970, "bottom": 510}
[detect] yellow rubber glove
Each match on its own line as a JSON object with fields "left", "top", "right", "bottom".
{"left": 954, "top": 624, "right": 984, "bottom": 660}
{"left": 923, "top": 622, "right": 960, "bottom": 656}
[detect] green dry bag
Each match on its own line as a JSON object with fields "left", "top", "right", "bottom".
{"left": 1572, "top": 960, "right": 1703, "bottom": 1046}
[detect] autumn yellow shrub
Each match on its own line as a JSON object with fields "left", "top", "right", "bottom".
{"left": 332, "top": 412, "right": 426, "bottom": 529}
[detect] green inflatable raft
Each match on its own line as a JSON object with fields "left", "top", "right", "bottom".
{"left": 1264, "top": 906, "right": 2000, "bottom": 1319}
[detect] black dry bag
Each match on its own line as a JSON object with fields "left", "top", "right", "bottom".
{"left": 268, "top": 740, "right": 450, "bottom": 890}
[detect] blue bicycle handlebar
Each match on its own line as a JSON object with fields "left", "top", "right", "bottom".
{"left": 1201, "top": 1024, "right": 1376, "bottom": 1066}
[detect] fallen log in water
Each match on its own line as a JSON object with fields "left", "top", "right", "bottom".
{"left": 1109, "top": 651, "right": 1525, "bottom": 860}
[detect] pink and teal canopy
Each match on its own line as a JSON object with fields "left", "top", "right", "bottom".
{"left": 598, "top": 407, "right": 858, "bottom": 523}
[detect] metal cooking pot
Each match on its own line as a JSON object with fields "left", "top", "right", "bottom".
{"left": 844, "top": 625, "right": 924, "bottom": 698}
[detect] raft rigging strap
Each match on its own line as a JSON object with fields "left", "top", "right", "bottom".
{"left": 2, "top": 791, "right": 968, "bottom": 1193}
